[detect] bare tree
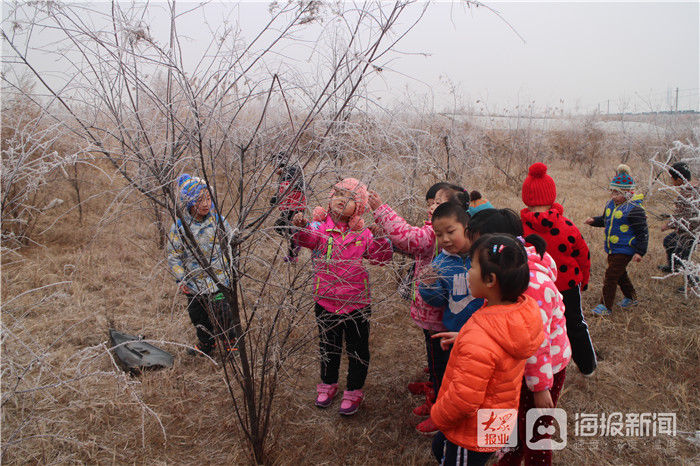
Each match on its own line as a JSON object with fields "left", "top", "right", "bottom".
{"left": 2, "top": 1, "right": 434, "bottom": 462}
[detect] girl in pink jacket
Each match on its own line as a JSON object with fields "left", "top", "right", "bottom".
{"left": 292, "top": 178, "right": 392, "bottom": 415}
{"left": 368, "top": 183, "right": 468, "bottom": 435}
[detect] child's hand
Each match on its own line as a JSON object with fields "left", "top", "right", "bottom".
{"left": 368, "top": 223, "right": 384, "bottom": 237}
{"left": 292, "top": 212, "right": 307, "bottom": 227}
{"left": 368, "top": 190, "right": 382, "bottom": 211}
{"left": 533, "top": 389, "right": 554, "bottom": 409}
{"left": 584, "top": 217, "right": 594, "bottom": 225}
{"left": 632, "top": 253, "right": 642, "bottom": 263}
{"left": 419, "top": 265, "right": 440, "bottom": 286}
{"left": 432, "top": 332, "right": 458, "bottom": 351}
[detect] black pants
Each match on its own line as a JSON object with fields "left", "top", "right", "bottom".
{"left": 432, "top": 432, "right": 493, "bottom": 466}
{"left": 274, "top": 210, "right": 299, "bottom": 257}
{"left": 187, "top": 292, "right": 237, "bottom": 352}
{"left": 424, "top": 328, "right": 451, "bottom": 401}
{"left": 315, "top": 303, "right": 371, "bottom": 391}
{"left": 560, "top": 286, "right": 597, "bottom": 375}
{"left": 663, "top": 232, "right": 693, "bottom": 269}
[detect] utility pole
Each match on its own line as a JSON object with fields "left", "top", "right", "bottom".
{"left": 607, "top": 100, "right": 610, "bottom": 115}
{"left": 675, "top": 87, "right": 679, "bottom": 112}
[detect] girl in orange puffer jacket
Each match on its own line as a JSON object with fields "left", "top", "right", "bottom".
{"left": 431, "top": 234, "right": 544, "bottom": 466}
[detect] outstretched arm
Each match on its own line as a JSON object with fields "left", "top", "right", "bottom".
{"left": 370, "top": 192, "right": 435, "bottom": 255}
{"left": 364, "top": 228, "right": 393, "bottom": 265}
{"left": 292, "top": 212, "right": 322, "bottom": 250}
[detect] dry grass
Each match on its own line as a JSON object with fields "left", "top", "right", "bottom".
{"left": 2, "top": 124, "right": 699, "bottom": 465}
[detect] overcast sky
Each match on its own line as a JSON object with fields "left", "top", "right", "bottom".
{"left": 384, "top": 1, "right": 699, "bottom": 114}
{"left": 4, "top": 1, "right": 698, "bottom": 115}
{"left": 202, "top": 1, "right": 700, "bottom": 114}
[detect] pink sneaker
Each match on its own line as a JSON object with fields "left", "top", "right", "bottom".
{"left": 315, "top": 383, "right": 338, "bottom": 408}
{"left": 338, "top": 389, "right": 364, "bottom": 415}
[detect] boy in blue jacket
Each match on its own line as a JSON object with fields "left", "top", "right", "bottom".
{"left": 417, "top": 201, "right": 484, "bottom": 436}
{"left": 585, "top": 164, "right": 648, "bottom": 316}
{"left": 419, "top": 201, "right": 484, "bottom": 339}
{"left": 418, "top": 202, "right": 484, "bottom": 332}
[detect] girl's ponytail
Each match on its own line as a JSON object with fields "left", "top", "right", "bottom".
{"left": 445, "top": 183, "right": 470, "bottom": 211}
{"left": 524, "top": 233, "right": 547, "bottom": 259}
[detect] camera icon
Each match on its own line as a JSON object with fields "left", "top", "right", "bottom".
{"left": 526, "top": 408, "right": 567, "bottom": 450}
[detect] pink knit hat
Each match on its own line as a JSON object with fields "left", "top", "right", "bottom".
{"left": 313, "top": 178, "right": 369, "bottom": 230}
{"left": 521, "top": 162, "right": 557, "bottom": 207}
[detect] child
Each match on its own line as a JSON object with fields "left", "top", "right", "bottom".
{"left": 462, "top": 208, "right": 571, "bottom": 466}
{"left": 520, "top": 162, "right": 596, "bottom": 376}
{"left": 420, "top": 202, "right": 485, "bottom": 333}
{"left": 585, "top": 164, "right": 648, "bottom": 316}
{"left": 166, "top": 174, "right": 238, "bottom": 356}
{"left": 660, "top": 162, "right": 699, "bottom": 277}
{"left": 270, "top": 154, "right": 307, "bottom": 262}
{"left": 368, "top": 183, "right": 468, "bottom": 435}
{"left": 416, "top": 201, "right": 485, "bottom": 434}
{"left": 292, "top": 178, "right": 392, "bottom": 415}
{"left": 430, "top": 234, "right": 544, "bottom": 466}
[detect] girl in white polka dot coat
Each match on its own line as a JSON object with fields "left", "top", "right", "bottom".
{"left": 522, "top": 245, "right": 571, "bottom": 396}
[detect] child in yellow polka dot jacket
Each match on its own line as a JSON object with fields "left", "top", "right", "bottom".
{"left": 585, "top": 165, "right": 648, "bottom": 316}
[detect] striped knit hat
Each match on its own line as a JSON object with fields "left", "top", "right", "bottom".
{"left": 178, "top": 174, "right": 207, "bottom": 208}
{"left": 467, "top": 191, "right": 495, "bottom": 216}
{"left": 610, "top": 164, "right": 635, "bottom": 190}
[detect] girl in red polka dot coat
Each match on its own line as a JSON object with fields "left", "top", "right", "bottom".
{"left": 520, "top": 163, "right": 597, "bottom": 376}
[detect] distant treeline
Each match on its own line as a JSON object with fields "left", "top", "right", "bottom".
{"left": 611, "top": 110, "right": 700, "bottom": 116}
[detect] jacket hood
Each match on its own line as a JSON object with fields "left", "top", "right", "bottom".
{"left": 611, "top": 192, "right": 644, "bottom": 209}
{"left": 520, "top": 203, "right": 563, "bottom": 235}
{"left": 630, "top": 193, "right": 644, "bottom": 205}
{"left": 526, "top": 246, "right": 558, "bottom": 283}
{"left": 471, "top": 295, "right": 543, "bottom": 359}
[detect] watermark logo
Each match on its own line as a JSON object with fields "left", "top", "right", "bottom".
{"left": 526, "top": 408, "right": 567, "bottom": 450}
{"left": 477, "top": 409, "right": 517, "bottom": 448}
{"left": 574, "top": 412, "right": 676, "bottom": 437}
